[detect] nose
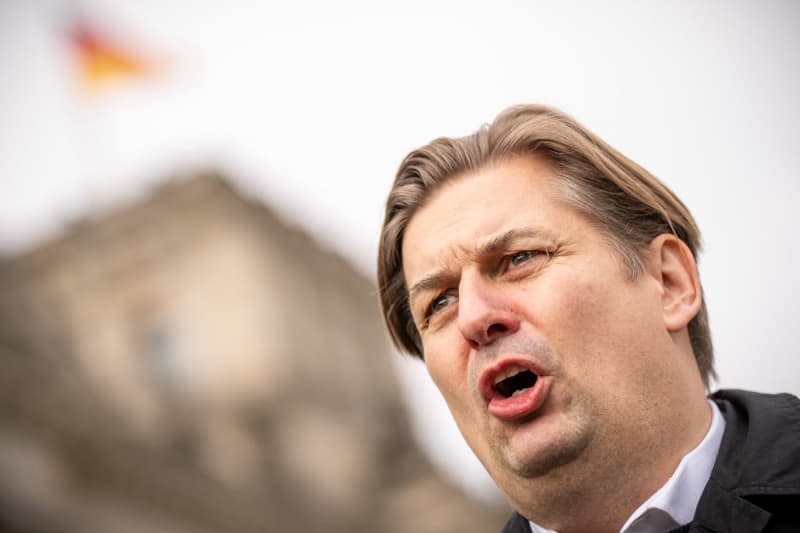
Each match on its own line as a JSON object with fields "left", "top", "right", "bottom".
{"left": 457, "top": 272, "right": 520, "bottom": 349}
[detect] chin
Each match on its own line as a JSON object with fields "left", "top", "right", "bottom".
{"left": 500, "top": 419, "right": 593, "bottom": 479}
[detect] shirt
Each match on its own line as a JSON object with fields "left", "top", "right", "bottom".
{"left": 528, "top": 401, "right": 726, "bottom": 533}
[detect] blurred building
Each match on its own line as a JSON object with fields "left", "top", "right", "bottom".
{"left": 0, "top": 174, "right": 508, "bottom": 533}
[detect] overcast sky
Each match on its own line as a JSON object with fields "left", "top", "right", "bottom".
{"left": 1, "top": 0, "right": 798, "bottom": 501}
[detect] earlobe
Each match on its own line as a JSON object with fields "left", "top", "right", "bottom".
{"left": 649, "top": 235, "right": 702, "bottom": 332}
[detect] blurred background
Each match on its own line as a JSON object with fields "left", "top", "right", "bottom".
{"left": 0, "top": 1, "right": 798, "bottom": 532}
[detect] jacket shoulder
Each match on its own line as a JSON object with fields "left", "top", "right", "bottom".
{"left": 710, "top": 389, "right": 800, "bottom": 490}
{"left": 696, "top": 389, "right": 800, "bottom": 531}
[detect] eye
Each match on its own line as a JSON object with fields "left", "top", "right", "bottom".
{"left": 509, "top": 250, "right": 538, "bottom": 267}
{"left": 426, "top": 290, "right": 457, "bottom": 319}
{"left": 499, "top": 249, "right": 551, "bottom": 276}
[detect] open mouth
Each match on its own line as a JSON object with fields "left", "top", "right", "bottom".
{"left": 480, "top": 359, "right": 551, "bottom": 420}
{"left": 493, "top": 368, "right": 538, "bottom": 398}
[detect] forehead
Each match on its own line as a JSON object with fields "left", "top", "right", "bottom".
{"left": 402, "top": 155, "right": 584, "bottom": 281}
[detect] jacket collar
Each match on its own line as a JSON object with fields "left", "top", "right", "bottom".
{"left": 691, "top": 389, "right": 800, "bottom": 533}
{"left": 708, "top": 390, "right": 800, "bottom": 496}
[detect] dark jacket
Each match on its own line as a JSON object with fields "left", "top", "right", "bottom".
{"left": 501, "top": 389, "right": 800, "bottom": 533}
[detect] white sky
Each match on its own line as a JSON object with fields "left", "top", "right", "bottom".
{"left": 1, "top": 0, "right": 798, "bottom": 502}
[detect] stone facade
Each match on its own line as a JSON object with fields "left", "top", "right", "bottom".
{"left": 0, "top": 173, "right": 508, "bottom": 533}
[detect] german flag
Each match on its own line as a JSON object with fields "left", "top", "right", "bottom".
{"left": 69, "top": 19, "right": 154, "bottom": 92}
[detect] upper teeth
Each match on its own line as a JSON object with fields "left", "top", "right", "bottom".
{"left": 493, "top": 365, "right": 527, "bottom": 385}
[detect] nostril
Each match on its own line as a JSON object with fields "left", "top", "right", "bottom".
{"left": 487, "top": 323, "right": 508, "bottom": 337}
{"left": 457, "top": 302, "right": 519, "bottom": 347}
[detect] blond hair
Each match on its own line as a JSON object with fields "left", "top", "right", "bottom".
{"left": 378, "top": 104, "right": 715, "bottom": 386}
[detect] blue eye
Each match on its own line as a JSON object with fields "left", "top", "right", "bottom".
{"left": 509, "top": 250, "right": 537, "bottom": 267}
{"left": 427, "top": 291, "right": 456, "bottom": 317}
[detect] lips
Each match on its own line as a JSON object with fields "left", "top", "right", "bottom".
{"left": 479, "top": 359, "right": 552, "bottom": 420}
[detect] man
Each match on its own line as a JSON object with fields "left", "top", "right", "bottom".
{"left": 377, "top": 104, "right": 800, "bottom": 532}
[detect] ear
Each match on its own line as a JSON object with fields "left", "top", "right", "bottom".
{"left": 646, "top": 234, "right": 702, "bottom": 332}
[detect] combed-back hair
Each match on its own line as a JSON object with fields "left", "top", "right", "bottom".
{"left": 378, "top": 104, "right": 715, "bottom": 386}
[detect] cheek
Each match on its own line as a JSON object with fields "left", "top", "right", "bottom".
{"left": 423, "top": 334, "right": 473, "bottom": 411}
{"left": 545, "top": 273, "right": 664, "bottom": 387}
{"left": 537, "top": 273, "right": 611, "bottom": 344}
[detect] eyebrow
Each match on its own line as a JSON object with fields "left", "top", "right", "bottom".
{"left": 407, "top": 227, "right": 553, "bottom": 299}
{"left": 408, "top": 272, "right": 454, "bottom": 300}
{"left": 478, "top": 227, "right": 547, "bottom": 256}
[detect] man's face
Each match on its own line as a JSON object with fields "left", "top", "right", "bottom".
{"left": 402, "top": 155, "right": 675, "bottom": 490}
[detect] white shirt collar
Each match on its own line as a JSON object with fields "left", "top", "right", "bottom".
{"left": 528, "top": 400, "right": 726, "bottom": 533}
